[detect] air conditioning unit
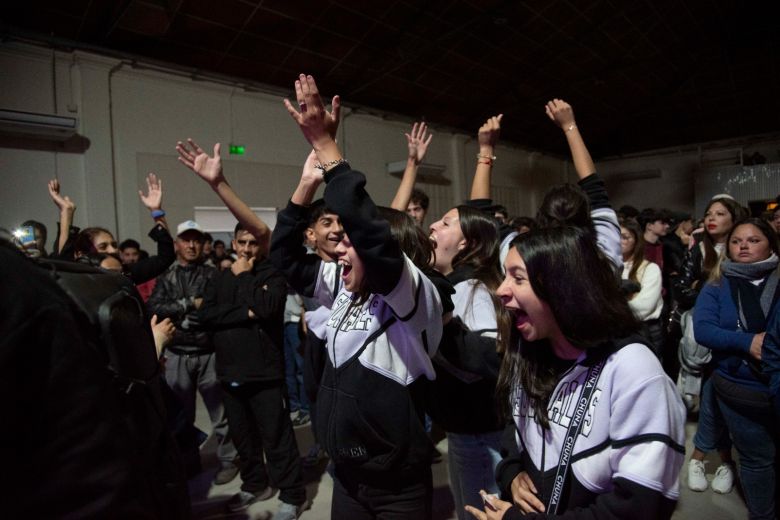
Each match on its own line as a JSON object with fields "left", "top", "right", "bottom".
{"left": 387, "top": 160, "right": 450, "bottom": 185}
{"left": 0, "top": 109, "right": 78, "bottom": 141}
{"left": 610, "top": 169, "right": 662, "bottom": 181}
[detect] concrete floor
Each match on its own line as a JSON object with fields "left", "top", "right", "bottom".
{"left": 192, "top": 398, "right": 748, "bottom": 519}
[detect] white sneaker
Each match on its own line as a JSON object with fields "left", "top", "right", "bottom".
{"left": 711, "top": 463, "right": 735, "bottom": 494}
{"left": 688, "top": 459, "right": 708, "bottom": 491}
{"left": 272, "top": 500, "right": 309, "bottom": 520}
{"left": 683, "top": 393, "right": 699, "bottom": 414}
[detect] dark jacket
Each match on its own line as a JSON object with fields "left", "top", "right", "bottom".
{"left": 762, "top": 306, "right": 780, "bottom": 415}
{"left": 125, "top": 224, "right": 176, "bottom": 285}
{"left": 271, "top": 163, "right": 444, "bottom": 481}
{"left": 672, "top": 232, "right": 707, "bottom": 309}
{"left": 693, "top": 276, "right": 779, "bottom": 392}
{"left": 148, "top": 261, "right": 216, "bottom": 352}
{"left": 0, "top": 240, "right": 188, "bottom": 518}
{"left": 199, "top": 259, "right": 287, "bottom": 383}
{"left": 426, "top": 265, "right": 502, "bottom": 433}
{"left": 661, "top": 232, "right": 687, "bottom": 277}
{"left": 53, "top": 223, "right": 175, "bottom": 285}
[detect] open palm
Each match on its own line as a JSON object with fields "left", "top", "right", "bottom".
{"left": 176, "top": 138, "right": 224, "bottom": 186}
{"left": 406, "top": 122, "right": 433, "bottom": 165}
{"left": 138, "top": 173, "right": 163, "bottom": 211}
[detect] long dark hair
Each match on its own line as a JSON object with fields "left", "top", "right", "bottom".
{"left": 450, "top": 205, "right": 511, "bottom": 351}
{"left": 700, "top": 197, "right": 745, "bottom": 278}
{"left": 451, "top": 205, "right": 501, "bottom": 291}
{"left": 535, "top": 184, "right": 595, "bottom": 236}
{"left": 73, "top": 227, "right": 114, "bottom": 257}
{"left": 620, "top": 219, "right": 645, "bottom": 284}
{"left": 496, "top": 227, "right": 641, "bottom": 428}
{"left": 378, "top": 207, "right": 435, "bottom": 272}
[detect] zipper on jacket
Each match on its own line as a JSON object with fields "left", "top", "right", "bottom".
{"left": 327, "top": 296, "right": 359, "bottom": 461}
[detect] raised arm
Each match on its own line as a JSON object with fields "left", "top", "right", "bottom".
{"left": 291, "top": 149, "right": 324, "bottom": 206}
{"left": 390, "top": 122, "right": 433, "bottom": 211}
{"left": 47, "top": 179, "right": 76, "bottom": 256}
{"left": 127, "top": 173, "right": 175, "bottom": 284}
{"left": 283, "top": 74, "right": 403, "bottom": 295}
{"left": 545, "top": 99, "right": 594, "bottom": 180}
{"left": 176, "top": 139, "right": 271, "bottom": 257}
{"left": 547, "top": 99, "right": 622, "bottom": 270}
{"left": 469, "top": 114, "right": 503, "bottom": 200}
{"left": 269, "top": 151, "right": 325, "bottom": 297}
{"left": 138, "top": 173, "right": 169, "bottom": 230}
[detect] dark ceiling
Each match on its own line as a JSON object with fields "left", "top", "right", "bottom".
{"left": 2, "top": 0, "right": 779, "bottom": 157}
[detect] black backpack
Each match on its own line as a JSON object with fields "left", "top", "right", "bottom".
{"left": 39, "top": 258, "right": 190, "bottom": 519}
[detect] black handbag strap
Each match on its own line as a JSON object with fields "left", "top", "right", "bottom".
{"left": 547, "top": 359, "right": 606, "bottom": 515}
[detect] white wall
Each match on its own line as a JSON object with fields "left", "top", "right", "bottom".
{"left": 596, "top": 137, "right": 780, "bottom": 216}
{"left": 596, "top": 152, "right": 699, "bottom": 214}
{"left": 0, "top": 41, "right": 569, "bottom": 252}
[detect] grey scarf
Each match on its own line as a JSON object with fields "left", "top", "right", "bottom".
{"left": 721, "top": 253, "right": 779, "bottom": 315}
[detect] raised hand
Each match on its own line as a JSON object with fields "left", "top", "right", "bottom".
{"left": 47, "top": 179, "right": 76, "bottom": 213}
{"left": 406, "top": 122, "right": 433, "bottom": 165}
{"left": 291, "top": 149, "right": 325, "bottom": 207}
{"left": 545, "top": 99, "right": 576, "bottom": 130}
{"left": 176, "top": 139, "right": 225, "bottom": 187}
{"left": 283, "top": 74, "right": 339, "bottom": 148}
{"left": 470, "top": 114, "right": 503, "bottom": 199}
{"left": 138, "top": 173, "right": 163, "bottom": 211}
{"left": 177, "top": 137, "right": 270, "bottom": 253}
{"left": 301, "top": 149, "right": 323, "bottom": 185}
{"left": 478, "top": 114, "right": 503, "bottom": 149}
{"left": 323, "top": 95, "right": 341, "bottom": 139}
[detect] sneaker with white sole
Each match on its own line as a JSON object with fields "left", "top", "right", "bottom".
{"left": 292, "top": 411, "right": 311, "bottom": 427}
{"left": 272, "top": 500, "right": 307, "bottom": 520}
{"left": 688, "top": 459, "right": 708, "bottom": 492}
{"left": 711, "top": 463, "right": 735, "bottom": 494}
{"left": 226, "top": 486, "right": 277, "bottom": 512}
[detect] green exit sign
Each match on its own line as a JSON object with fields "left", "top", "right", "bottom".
{"left": 229, "top": 144, "right": 245, "bottom": 155}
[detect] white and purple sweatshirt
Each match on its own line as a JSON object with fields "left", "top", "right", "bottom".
{"left": 497, "top": 341, "right": 686, "bottom": 519}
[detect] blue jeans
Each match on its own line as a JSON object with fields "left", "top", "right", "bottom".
{"left": 283, "top": 322, "right": 309, "bottom": 414}
{"left": 716, "top": 392, "right": 776, "bottom": 520}
{"left": 447, "top": 430, "right": 503, "bottom": 520}
{"left": 692, "top": 378, "right": 732, "bottom": 452}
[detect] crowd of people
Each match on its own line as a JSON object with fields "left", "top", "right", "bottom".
{"left": 3, "top": 72, "right": 780, "bottom": 520}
